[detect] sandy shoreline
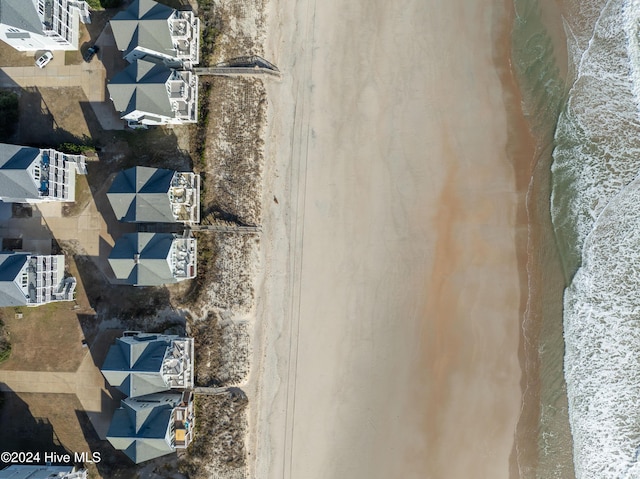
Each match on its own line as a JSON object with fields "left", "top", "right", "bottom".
{"left": 249, "top": 0, "right": 540, "bottom": 477}
{"left": 496, "top": 3, "right": 544, "bottom": 476}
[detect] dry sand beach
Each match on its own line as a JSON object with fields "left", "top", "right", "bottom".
{"left": 249, "top": 0, "right": 534, "bottom": 477}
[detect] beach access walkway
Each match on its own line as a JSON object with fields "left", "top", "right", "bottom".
{"left": 194, "top": 56, "right": 281, "bottom": 80}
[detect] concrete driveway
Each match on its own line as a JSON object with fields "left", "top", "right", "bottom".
{"left": 0, "top": 21, "right": 126, "bottom": 130}
{"left": 0, "top": 55, "right": 106, "bottom": 102}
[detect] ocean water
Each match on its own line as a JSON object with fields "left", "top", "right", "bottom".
{"left": 512, "top": 1, "right": 575, "bottom": 477}
{"left": 529, "top": 0, "right": 640, "bottom": 477}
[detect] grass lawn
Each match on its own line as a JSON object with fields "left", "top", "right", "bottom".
{"left": 0, "top": 392, "right": 136, "bottom": 479}
{"left": 0, "top": 301, "right": 86, "bottom": 372}
{"left": 0, "top": 254, "right": 89, "bottom": 372}
{"left": 63, "top": 174, "right": 93, "bottom": 217}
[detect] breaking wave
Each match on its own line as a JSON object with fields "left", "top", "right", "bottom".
{"left": 552, "top": 0, "right": 640, "bottom": 476}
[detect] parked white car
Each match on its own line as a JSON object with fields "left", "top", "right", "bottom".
{"left": 35, "top": 51, "right": 53, "bottom": 68}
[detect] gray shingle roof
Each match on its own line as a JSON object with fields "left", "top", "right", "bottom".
{"left": 108, "top": 167, "right": 175, "bottom": 223}
{"left": 0, "top": 465, "right": 77, "bottom": 479}
{"left": 108, "top": 60, "right": 173, "bottom": 119}
{"left": 0, "top": 253, "right": 28, "bottom": 307}
{"left": 101, "top": 334, "right": 174, "bottom": 397}
{"left": 110, "top": 0, "right": 174, "bottom": 58}
{"left": 0, "top": 144, "right": 40, "bottom": 201}
{"left": 108, "top": 233, "right": 176, "bottom": 286}
{"left": 0, "top": 0, "right": 44, "bottom": 35}
{"left": 107, "top": 392, "right": 182, "bottom": 464}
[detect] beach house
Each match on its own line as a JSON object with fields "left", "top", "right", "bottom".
{"left": 107, "top": 59, "right": 198, "bottom": 126}
{"left": 110, "top": 0, "right": 199, "bottom": 68}
{"left": 102, "top": 331, "right": 195, "bottom": 463}
{"left": 107, "top": 166, "right": 200, "bottom": 224}
{"left": 0, "top": 252, "right": 76, "bottom": 307}
{"left": 106, "top": 391, "right": 195, "bottom": 464}
{"left": 0, "top": 143, "right": 86, "bottom": 203}
{"left": 101, "top": 331, "right": 194, "bottom": 398}
{"left": 0, "top": 465, "right": 87, "bottom": 479}
{"left": 0, "top": 0, "right": 90, "bottom": 52}
{"left": 108, "top": 232, "right": 196, "bottom": 286}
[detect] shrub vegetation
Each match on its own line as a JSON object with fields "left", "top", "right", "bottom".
{"left": 0, "top": 90, "right": 19, "bottom": 142}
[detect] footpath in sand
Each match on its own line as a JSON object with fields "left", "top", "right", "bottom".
{"left": 250, "top": 0, "right": 527, "bottom": 478}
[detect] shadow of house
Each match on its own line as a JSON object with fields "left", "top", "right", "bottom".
{"left": 10, "top": 66, "right": 193, "bottom": 167}
{"left": 71, "top": 253, "right": 173, "bottom": 321}
{"left": 0, "top": 210, "right": 77, "bottom": 307}
{"left": 0, "top": 384, "right": 72, "bottom": 466}
{"left": 15, "top": 88, "right": 93, "bottom": 148}
{"left": 74, "top": 406, "right": 184, "bottom": 479}
{"left": 0, "top": 203, "right": 60, "bottom": 255}
{"left": 0, "top": 89, "right": 20, "bottom": 144}
{"left": 74, "top": 408, "right": 137, "bottom": 478}
{"left": 74, "top": 107, "right": 192, "bottom": 193}
{"left": 74, "top": 314, "right": 119, "bottom": 356}
{"left": 68, "top": 329, "right": 128, "bottom": 476}
{"left": 70, "top": 254, "right": 187, "bottom": 352}
{"left": 0, "top": 73, "right": 19, "bottom": 90}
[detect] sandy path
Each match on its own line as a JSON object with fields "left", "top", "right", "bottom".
{"left": 250, "top": 0, "right": 526, "bottom": 478}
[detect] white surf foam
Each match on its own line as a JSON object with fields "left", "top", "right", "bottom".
{"left": 555, "top": 0, "right": 640, "bottom": 477}
{"left": 551, "top": 0, "right": 640, "bottom": 254}
{"left": 565, "top": 176, "right": 640, "bottom": 478}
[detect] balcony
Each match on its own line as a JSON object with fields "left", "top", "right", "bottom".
{"left": 171, "top": 392, "right": 194, "bottom": 448}
{"left": 161, "top": 339, "right": 193, "bottom": 389}
{"left": 171, "top": 239, "right": 196, "bottom": 279}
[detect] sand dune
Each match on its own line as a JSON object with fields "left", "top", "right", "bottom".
{"left": 249, "top": 0, "right": 528, "bottom": 477}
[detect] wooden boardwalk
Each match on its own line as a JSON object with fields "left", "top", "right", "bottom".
{"left": 136, "top": 223, "right": 261, "bottom": 235}
{"left": 193, "top": 386, "right": 229, "bottom": 396}
{"left": 194, "top": 66, "right": 282, "bottom": 79}
{"left": 194, "top": 56, "right": 282, "bottom": 80}
{"left": 190, "top": 223, "right": 261, "bottom": 234}
{"left": 194, "top": 386, "right": 247, "bottom": 400}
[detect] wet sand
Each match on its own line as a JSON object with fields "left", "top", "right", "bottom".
{"left": 250, "top": 0, "right": 535, "bottom": 477}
